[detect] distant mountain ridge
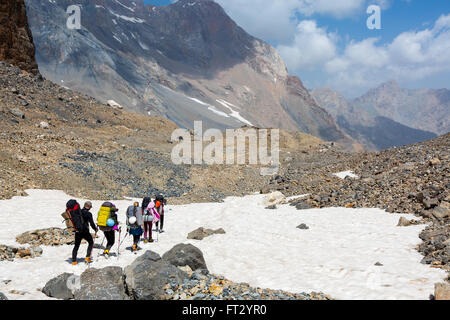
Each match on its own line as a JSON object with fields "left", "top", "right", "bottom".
{"left": 312, "top": 86, "right": 438, "bottom": 151}
{"left": 24, "top": 0, "right": 358, "bottom": 150}
{"left": 353, "top": 80, "right": 449, "bottom": 136}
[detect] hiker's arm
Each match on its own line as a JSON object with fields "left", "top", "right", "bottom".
{"left": 88, "top": 213, "right": 98, "bottom": 232}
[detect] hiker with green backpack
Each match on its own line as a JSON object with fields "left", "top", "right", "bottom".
{"left": 97, "top": 202, "right": 120, "bottom": 256}
{"left": 126, "top": 202, "right": 144, "bottom": 252}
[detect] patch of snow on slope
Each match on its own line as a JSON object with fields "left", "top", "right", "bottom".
{"left": 0, "top": 190, "right": 445, "bottom": 300}
{"left": 108, "top": 9, "right": 144, "bottom": 23}
{"left": 188, "top": 97, "right": 230, "bottom": 118}
{"left": 216, "top": 99, "right": 253, "bottom": 126}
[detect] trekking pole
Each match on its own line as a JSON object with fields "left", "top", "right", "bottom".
{"left": 117, "top": 231, "right": 129, "bottom": 259}
{"left": 97, "top": 235, "right": 105, "bottom": 258}
{"left": 117, "top": 227, "right": 122, "bottom": 259}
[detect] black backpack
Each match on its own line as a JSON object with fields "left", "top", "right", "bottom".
{"left": 65, "top": 200, "right": 85, "bottom": 232}
{"left": 155, "top": 194, "right": 165, "bottom": 204}
{"left": 142, "top": 197, "right": 151, "bottom": 211}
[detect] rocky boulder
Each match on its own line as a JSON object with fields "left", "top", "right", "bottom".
{"left": 162, "top": 244, "right": 208, "bottom": 271}
{"left": 397, "top": 217, "right": 412, "bottom": 227}
{"left": 16, "top": 228, "right": 74, "bottom": 246}
{"left": 0, "top": 244, "right": 43, "bottom": 261}
{"left": 42, "top": 273, "right": 75, "bottom": 300}
{"left": 187, "top": 227, "right": 226, "bottom": 241}
{"left": 0, "top": 292, "right": 7, "bottom": 300}
{"left": 74, "top": 267, "right": 128, "bottom": 300}
{"left": 297, "top": 224, "right": 309, "bottom": 230}
{"left": 260, "top": 191, "right": 287, "bottom": 207}
{"left": 434, "top": 283, "right": 450, "bottom": 300}
{"left": 124, "top": 250, "right": 188, "bottom": 300}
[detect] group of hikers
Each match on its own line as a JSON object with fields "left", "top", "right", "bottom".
{"left": 63, "top": 195, "right": 166, "bottom": 265}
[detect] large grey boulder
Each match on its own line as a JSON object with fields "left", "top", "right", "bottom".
{"left": 162, "top": 243, "right": 208, "bottom": 271}
{"left": 0, "top": 292, "right": 7, "bottom": 300}
{"left": 42, "top": 273, "right": 75, "bottom": 300}
{"left": 74, "top": 267, "right": 128, "bottom": 300}
{"left": 124, "top": 250, "right": 188, "bottom": 300}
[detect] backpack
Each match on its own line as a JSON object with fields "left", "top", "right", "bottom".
{"left": 142, "top": 197, "right": 151, "bottom": 212}
{"left": 97, "top": 202, "right": 117, "bottom": 227}
{"left": 62, "top": 200, "right": 85, "bottom": 232}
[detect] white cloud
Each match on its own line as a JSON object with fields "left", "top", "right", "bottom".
{"left": 321, "top": 14, "right": 450, "bottom": 96}
{"left": 277, "top": 20, "right": 338, "bottom": 70}
{"left": 213, "top": 0, "right": 369, "bottom": 44}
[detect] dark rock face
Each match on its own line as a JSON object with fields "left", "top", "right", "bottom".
{"left": 42, "top": 273, "right": 75, "bottom": 300}
{"left": 0, "top": 0, "right": 38, "bottom": 74}
{"left": 162, "top": 244, "right": 208, "bottom": 271}
{"left": 74, "top": 267, "right": 128, "bottom": 300}
{"left": 24, "top": 0, "right": 355, "bottom": 149}
{"left": 0, "top": 292, "right": 7, "bottom": 300}
{"left": 124, "top": 250, "right": 188, "bottom": 300}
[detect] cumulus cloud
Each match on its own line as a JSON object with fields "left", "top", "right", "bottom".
{"left": 277, "top": 20, "right": 338, "bottom": 70}
{"left": 322, "top": 14, "right": 450, "bottom": 96}
{"left": 213, "top": 0, "right": 368, "bottom": 43}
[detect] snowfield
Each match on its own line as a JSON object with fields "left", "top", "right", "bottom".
{"left": 0, "top": 190, "right": 446, "bottom": 300}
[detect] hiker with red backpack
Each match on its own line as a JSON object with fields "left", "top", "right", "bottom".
{"left": 126, "top": 202, "right": 144, "bottom": 252}
{"left": 64, "top": 200, "right": 98, "bottom": 265}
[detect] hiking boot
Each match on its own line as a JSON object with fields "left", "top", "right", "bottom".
{"left": 132, "top": 245, "right": 137, "bottom": 252}
{"left": 72, "top": 261, "right": 78, "bottom": 266}
{"left": 148, "top": 238, "right": 154, "bottom": 243}
{"left": 103, "top": 249, "right": 110, "bottom": 256}
{"left": 144, "top": 239, "right": 148, "bottom": 244}
{"left": 85, "top": 257, "right": 93, "bottom": 264}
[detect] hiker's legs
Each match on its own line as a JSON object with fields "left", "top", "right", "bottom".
{"left": 133, "top": 234, "right": 140, "bottom": 246}
{"left": 72, "top": 232, "right": 82, "bottom": 261}
{"left": 104, "top": 230, "right": 115, "bottom": 251}
{"left": 83, "top": 232, "right": 94, "bottom": 258}
{"left": 159, "top": 214, "right": 164, "bottom": 230}
{"left": 144, "top": 221, "right": 152, "bottom": 240}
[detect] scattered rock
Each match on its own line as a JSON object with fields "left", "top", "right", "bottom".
{"left": 397, "top": 217, "right": 412, "bottom": 227}
{"left": 0, "top": 292, "right": 7, "bottom": 300}
{"left": 39, "top": 121, "right": 49, "bottom": 129}
{"left": 187, "top": 227, "right": 226, "bottom": 241}
{"left": 374, "top": 262, "right": 383, "bottom": 266}
{"left": 124, "top": 250, "right": 188, "bottom": 300}
{"left": 297, "top": 224, "right": 309, "bottom": 230}
{"left": 9, "top": 109, "right": 25, "bottom": 119}
{"left": 162, "top": 244, "right": 208, "bottom": 271}
{"left": 74, "top": 267, "right": 128, "bottom": 300}
{"left": 434, "top": 283, "right": 450, "bottom": 300}
{"left": 16, "top": 228, "right": 74, "bottom": 246}
{"left": 42, "top": 273, "right": 75, "bottom": 300}
{"left": 260, "top": 191, "right": 286, "bottom": 207}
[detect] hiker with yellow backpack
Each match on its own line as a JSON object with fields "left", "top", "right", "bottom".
{"left": 97, "top": 202, "right": 120, "bottom": 257}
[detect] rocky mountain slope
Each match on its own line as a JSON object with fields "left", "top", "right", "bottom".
{"left": 0, "top": 60, "right": 329, "bottom": 203}
{"left": 24, "top": 0, "right": 358, "bottom": 150}
{"left": 353, "top": 80, "right": 450, "bottom": 136}
{"left": 312, "top": 87, "right": 437, "bottom": 151}
{"left": 0, "top": 0, "right": 38, "bottom": 74}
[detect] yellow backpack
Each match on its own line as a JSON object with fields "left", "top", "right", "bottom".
{"left": 97, "top": 202, "right": 113, "bottom": 227}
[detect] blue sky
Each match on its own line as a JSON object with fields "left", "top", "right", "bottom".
{"left": 143, "top": 0, "right": 450, "bottom": 97}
